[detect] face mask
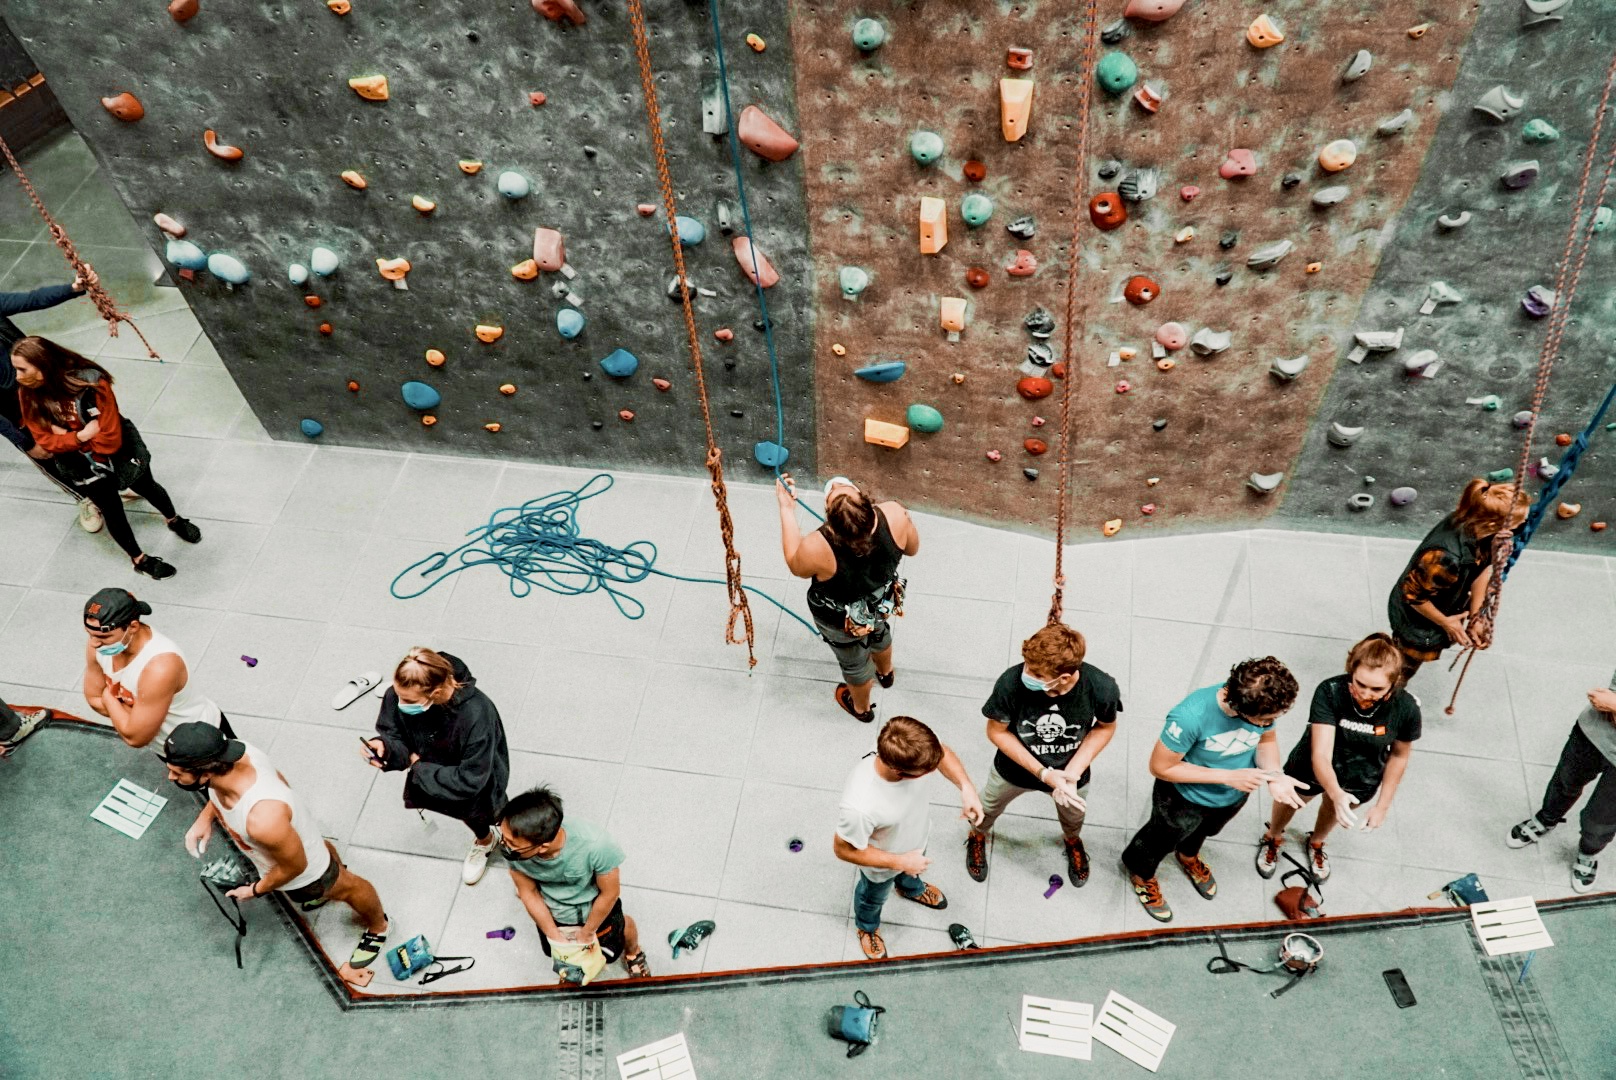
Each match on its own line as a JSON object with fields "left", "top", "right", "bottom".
{"left": 397, "top": 701, "right": 430, "bottom": 715}
{"left": 96, "top": 640, "right": 129, "bottom": 657}
{"left": 1021, "top": 671, "right": 1055, "bottom": 692}
{"left": 172, "top": 773, "right": 211, "bottom": 792}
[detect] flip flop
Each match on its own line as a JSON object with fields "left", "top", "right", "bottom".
{"left": 332, "top": 671, "right": 381, "bottom": 710}
{"left": 668, "top": 920, "right": 716, "bottom": 959}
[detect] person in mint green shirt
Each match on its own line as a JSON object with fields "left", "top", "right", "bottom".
{"left": 1120, "top": 657, "right": 1309, "bottom": 923}
{"left": 497, "top": 786, "right": 650, "bottom": 978}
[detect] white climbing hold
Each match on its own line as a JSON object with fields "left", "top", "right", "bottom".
{"left": 1190, "top": 327, "right": 1231, "bottom": 355}
{"left": 1348, "top": 493, "right": 1375, "bottom": 511}
{"left": 310, "top": 247, "right": 339, "bottom": 276}
{"left": 1420, "top": 281, "right": 1463, "bottom": 314}
{"left": 1474, "top": 85, "right": 1525, "bottom": 123}
{"left": 1522, "top": 0, "right": 1572, "bottom": 25}
{"left": 288, "top": 263, "right": 309, "bottom": 285}
{"left": 1466, "top": 394, "right": 1502, "bottom": 409}
{"left": 1248, "top": 472, "right": 1284, "bottom": 494}
{"left": 1342, "top": 50, "right": 1373, "bottom": 82}
{"left": 1346, "top": 327, "right": 1404, "bottom": 363}
{"left": 1377, "top": 108, "right": 1414, "bottom": 135}
{"left": 1403, "top": 349, "right": 1442, "bottom": 377}
{"left": 1327, "top": 423, "right": 1364, "bottom": 448}
{"left": 1437, "top": 211, "right": 1472, "bottom": 230}
{"left": 1311, "top": 186, "right": 1350, "bottom": 208}
{"left": 1246, "top": 239, "right": 1293, "bottom": 270}
{"left": 1270, "top": 354, "right": 1310, "bottom": 380}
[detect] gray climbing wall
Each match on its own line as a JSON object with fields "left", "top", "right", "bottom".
{"left": 1, "top": 0, "right": 815, "bottom": 476}
{"left": 1278, "top": 0, "right": 1616, "bottom": 551}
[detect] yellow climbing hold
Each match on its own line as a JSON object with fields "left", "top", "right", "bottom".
{"left": 1247, "top": 14, "right": 1284, "bottom": 48}
{"left": 1102, "top": 518, "right": 1124, "bottom": 537}
{"left": 510, "top": 258, "right": 539, "bottom": 281}
{"left": 411, "top": 195, "right": 436, "bottom": 213}
{"left": 340, "top": 170, "right": 367, "bottom": 189}
{"left": 348, "top": 75, "right": 390, "bottom": 101}
{"left": 458, "top": 159, "right": 483, "bottom": 174}
{"left": 863, "top": 419, "right": 910, "bottom": 449}
{"left": 745, "top": 32, "right": 766, "bottom": 51}
{"left": 425, "top": 349, "right": 446, "bottom": 367}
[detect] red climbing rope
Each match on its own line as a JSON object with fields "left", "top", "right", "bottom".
{"left": 1048, "top": 0, "right": 1103, "bottom": 627}
{"left": 626, "top": 0, "right": 756, "bottom": 667}
{"left": 0, "top": 133, "right": 159, "bottom": 358}
{"left": 1444, "top": 47, "right": 1616, "bottom": 714}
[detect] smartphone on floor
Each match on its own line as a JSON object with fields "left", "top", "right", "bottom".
{"left": 1383, "top": 968, "right": 1416, "bottom": 1009}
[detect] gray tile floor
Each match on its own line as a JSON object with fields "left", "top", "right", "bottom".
{"left": 5, "top": 132, "right": 1615, "bottom": 993}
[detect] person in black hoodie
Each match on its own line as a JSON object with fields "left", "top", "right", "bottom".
{"left": 361, "top": 648, "right": 511, "bottom": 886}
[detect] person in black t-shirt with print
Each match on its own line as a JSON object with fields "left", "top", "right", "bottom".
{"left": 964, "top": 623, "right": 1122, "bottom": 888}
{"left": 1255, "top": 633, "right": 1421, "bottom": 884}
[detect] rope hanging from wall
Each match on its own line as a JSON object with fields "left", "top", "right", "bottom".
{"left": 1444, "top": 47, "right": 1616, "bottom": 715}
{"left": 1047, "top": 0, "right": 1103, "bottom": 627}
{"left": 626, "top": 0, "right": 757, "bottom": 668}
{"left": 0, "top": 133, "right": 159, "bottom": 358}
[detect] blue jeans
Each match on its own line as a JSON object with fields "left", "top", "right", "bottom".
{"left": 853, "top": 869, "right": 925, "bottom": 932}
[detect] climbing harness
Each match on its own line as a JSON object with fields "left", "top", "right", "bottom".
{"left": 1048, "top": 0, "right": 1103, "bottom": 626}
{"left": 0, "top": 133, "right": 158, "bottom": 358}
{"left": 1445, "top": 47, "right": 1616, "bottom": 715}
{"left": 1206, "top": 929, "right": 1324, "bottom": 1000}
{"left": 627, "top": 0, "right": 756, "bottom": 666}
{"left": 387, "top": 473, "right": 817, "bottom": 635}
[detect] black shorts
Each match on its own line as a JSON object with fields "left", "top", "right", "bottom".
{"left": 283, "top": 841, "right": 342, "bottom": 909}
{"left": 1283, "top": 758, "right": 1379, "bottom": 805}
{"left": 538, "top": 899, "right": 626, "bottom": 963}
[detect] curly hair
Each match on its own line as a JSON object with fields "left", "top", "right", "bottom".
{"left": 1224, "top": 656, "right": 1299, "bottom": 719}
{"left": 1022, "top": 623, "right": 1086, "bottom": 676}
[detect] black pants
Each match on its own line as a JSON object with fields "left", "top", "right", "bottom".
{"left": 1121, "top": 779, "right": 1249, "bottom": 879}
{"left": 79, "top": 471, "right": 178, "bottom": 559}
{"left": 1536, "top": 722, "right": 1616, "bottom": 857}
{"left": 0, "top": 698, "right": 19, "bottom": 741}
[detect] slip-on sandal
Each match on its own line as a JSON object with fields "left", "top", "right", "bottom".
{"left": 332, "top": 672, "right": 381, "bottom": 710}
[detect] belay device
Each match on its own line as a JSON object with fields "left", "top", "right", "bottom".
{"left": 827, "top": 990, "right": 886, "bottom": 1058}
{"left": 1207, "top": 930, "right": 1324, "bottom": 999}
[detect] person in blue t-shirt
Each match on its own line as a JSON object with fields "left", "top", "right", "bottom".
{"left": 1120, "top": 656, "right": 1308, "bottom": 923}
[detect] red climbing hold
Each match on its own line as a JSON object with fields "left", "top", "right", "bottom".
{"left": 1089, "top": 193, "right": 1126, "bottom": 231}
{"left": 1180, "top": 185, "right": 1201, "bottom": 201}
{"left": 1050, "top": 363, "right": 1066, "bottom": 379}
{"left": 1024, "top": 438, "right": 1048, "bottom": 455}
{"left": 532, "top": 0, "right": 586, "bottom": 25}
{"left": 346, "top": 380, "right": 360, "bottom": 392}
{"left": 203, "top": 129, "right": 244, "bottom": 162}
{"left": 304, "top": 295, "right": 322, "bottom": 308}
{"left": 986, "top": 450, "right": 1003, "bottom": 462}
{"left": 1141, "top": 503, "right": 1157, "bottom": 515}
{"left": 966, "top": 267, "right": 990, "bottom": 289}
{"left": 1219, "top": 149, "right": 1258, "bottom": 179}
{"left": 529, "top": 91, "right": 547, "bottom": 107}
{"left": 1017, "top": 376, "right": 1054, "bottom": 400}
{"left": 101, "top": 92, "right": 145, "bottom": 122}
{"left": 318, "top": 322, "right": 333, "bottom": 335}
{"left": 714, "top": 328, "right": 734, "bottom": 342}
{"left": 1115, "top": 380, "right": 1132, "bottom": 394}
{"left": 1005, "top": 250, "right": 1038, "bottom": 277}
{"left": 618, "top": 409, "right": 635, "bottom": 422}
{"left": 168, "top": 0, "right": 199, "bottom": 22}
{"left": 732, "top": 236, "right": 780, "bottom": 287}
{"left": 1123, "top": 275, "right": 1160, "bottom": 305}
{"left": 737, "top": 105, "right": 800, "bottom": 162}
{"left": 1007, "top": 47, "right": 1033, "bottom": 70}
{"left": 963, "top": 160, "right": 987, "bottom": 182}
{"left": 653, "top": 378, "right": 672, "bottom": 391}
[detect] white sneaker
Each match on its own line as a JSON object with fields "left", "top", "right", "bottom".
{"left": 462, "top": 833, "right": 496, "bottom": 885}
{"left": 77, "top": 499, "right": 104, "bottom": 533}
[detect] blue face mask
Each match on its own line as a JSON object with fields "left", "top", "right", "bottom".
{"left": 397, "top": 700, "right": 431, "bottom": 715}
{"left": 1021, "top": 671, "right": 1056, "bottom": 692}
{"left": 96, "top": 637, "right": 130, "bottom": 657}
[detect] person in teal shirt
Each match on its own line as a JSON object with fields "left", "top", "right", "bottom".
{"left": 1121, "top": 657, "right": 1309, "bottom": 923}
{"left": 498, "top": 786, "right": 651, "bottom": 978}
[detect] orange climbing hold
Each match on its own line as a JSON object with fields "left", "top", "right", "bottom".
{"left": 341, "top": 170, "right": 367, "bottom": 189}
{"left": 327, "top": 0, "right": 351, "bottom": 13}
{"left": 203, "top": 129, "right": 244, "bottom": 161}
{"left": 529, "top": 92, "right": 547, "bottom": 106}
{"left": 1024, "top": 438, "right": 1048, "bottom": 455}
{"left": 732, "top": 236, "right": 780, "bottom": 287}
{"left": 458, "top": 159, "right": 483, "bottom": 174}
{"left": 1017, "top": 376, "right": 1054, "bottom": 400}
{"left": 304, "top": 295, "right": 321, "bottom": 308}
{"left": 499, "top": 384, "right": 517, "bottom": 396}
{"left": 831, "top": 344, "right": 846, "bottom": 356}
{"left": 1247, "top": 14, "right": 1285, "bottom": 47}
{"left": 318, "top": 322, "right": 333, "bottom": 335}
{"left": 422, "top": 415, "right": 437, "bottom": 427}
{"left": 346, "top": 380, "right": 360, "bottom": 392}
{"left": 919, "top": 197, "right": 948, "bottom": 254}
{"left": 376, "top": 258, "right": 411, "bottom": 281}
{"left": 412, "top": 195, "right": 437, "bottom": 213}
{"left": 484, "top": 423, "right": 502, "bottom": 432}
{"left": 475, "top": 324, "right": 504, "bottom": 343}
{"left": 511, "top": 259, "right": 539, "bottom": 280}
{"left": 1007, "top": 47, "right": 1033, "bottom": 70}
{"left": 101, "top": 92, "right": 145, "bottom": 122}
{"left": 1555, "top": 432, "right": 1573, "bottom": 446}
{"left": 863, "top": 419, "right": 910, "bottom": 449}
{"left": 746, "top": 33, "right": 766, "bottom": 51}
{"left": 168, "top": 0, "right": 199, "bottom": 22}
{"left": 532, "top": 0, "right": 587, "bottom": 25}
{"left": 999, "top": 78, "right": 1034, "bottom": 142}
{"left": 348, "top": 75, "right": 390, "bottom": 101}
{"left": 736, "top": 105, "right": 800, "bottom": 162}
{"left": 425, "top": 349, "right": 446, "bottom": 367}
{"left": 1102, "top": 519, "right": 1124, "bottom": 537}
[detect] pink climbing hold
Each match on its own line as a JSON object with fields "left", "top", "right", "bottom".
{"left": 637, "top": 203, "right": 657, "bottom": 216}
{"left": 1219, "top": 149, "right": 1257, "bottom": 179}
{"left": 529, "top": 91, "right": 547, "bottom": 107}
{"left": 1124, "top": 0, "right": 1186, "bottom": 21}
{"left": 1005, "top": 250, "right": 1038, "bottom": 277}
{"left": 153, "top": 213, "right": 186, "bottom": 237}
{"left": 714, "top": 327, "right": 734, "bottom": 342}
{"left": 1155, "top": 322, "right": 1187, "bottom": 350}
{"left": 732, "top": 236, "right": 780, "bottom": 288}
{"left": 532, "top": 0, "right": 586, "bottom": 25}
{"left": 653, "top": 378, "right": 672, "bottom": 391}
{"left": 1030, "top": 416, "right": 1046, "bottom": 427}
{"left": 1180, "top": 185, "right": 1201, "bottom": 201}
{"left": 986, "top": 450, "right": 1003, "bottom": 462}
{"left": 1115, "top": 380, "right": 1132, "bottom": 394}
{"left": 532, "top": 227, "right": 566, "bottom": 272}
{"left": 736, "top": 105, "right": 800, "bottom": 162}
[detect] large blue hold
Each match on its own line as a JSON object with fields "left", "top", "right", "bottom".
{"left": 401, "top": 381, "right": 441, "bottom": 410}
{"left": 754, "top": 441, "right": 790, "bottom": 468}
{"left": 166, "top": 240, "right": 207, "bottom": 271}
{"left": 557, "top": 308, "right": 585, "bottom": 339}
{"left": 854, "top": 361, "right": 907, "bottom": 383}
{"left": 207, "top": 252, "right": 251, "bottom": 285}
{"left": 671, "top": 215, "right": 705, "bottom": 246}
{"left": 599, "top": 348, "right": 639, "bottom": 378}
{"left": 299, "top": 418, "right": 324, "bottom": 438}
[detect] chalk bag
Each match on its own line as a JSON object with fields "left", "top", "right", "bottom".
{"left": 827, "top": 990, "right": 885, "bottom": 1058}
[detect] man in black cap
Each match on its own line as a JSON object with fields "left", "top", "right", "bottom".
{"left": 81, "top": 587, "right": 229, "bottom": 748}
{"left": 162, "top": 721, "right": 392, "bottom": 971}
{"left": 0, "top": 699, "right": 51, "bottom": 756}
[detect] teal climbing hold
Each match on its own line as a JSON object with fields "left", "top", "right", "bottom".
{"left": 909, "top": 130, "right": 944, "bottom": 165}
{"left": 852, "top": 18, "right": 886, "bottom": 51}
{"left": 288, "top": 263, "right": 309, "bottom": 285}
{"left": 1096, "top": 52, "right": 1139, "bottom": 95}
{"left": 299, "top": 419, "right": 323, "bottom": 438}
{"left": 672, "top": 215, "right": 705, "bottom": 245}
{"left": 497, "top": 170, "right": 531, "bottom": 199}
{"left": 839, "top": 266, "right": 870, "bottom": 299}
{"left": 1522, "top": 119, "right": 1561, "bottom": 143}
{"left": 206, "top": 252, "right": 250, "bottom": 284}
{"left": 960, "top": 193, "right": 994, "bottom": 228}
{"left": 906, "top": 404, "right": 944, "bottom": 433}
{"left": 854, "top": 361, "right": 906, "bottom": 382}
{"left": 599, "top": 348, "right": 639, "bottom": 378}
{"left": 401, "top": 381, "right": 441, "bottom": 410}
{"left": 165, "top": 239, "right": 206, "bottom": 271}
{"left": 1485, "top": 468, "right": 1515, "bottom": 483}
{"left": 557, "top": 308, "right": 585, "bottom": 339}
{"left": 310, "top": 247, "right": 339, "bottom": 276}
{"left": 754, "top": 441, "right": 790, "bottom": 468}
{"left": 1595, "top": 206, "right": 1613, "bottom": 232}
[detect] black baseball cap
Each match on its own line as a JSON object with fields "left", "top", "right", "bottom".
{"left": 158, "top": 722, "right": 245, "bottom": 769}
{"left": 84, "top": 587, "right": 151, "bottom": 630}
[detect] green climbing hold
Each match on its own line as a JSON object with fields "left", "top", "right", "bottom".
{"left": 909, "top": 130, "right": 944, "bottom": 165}
{"left": 1096, "top": 52, "right": 1139, "bottom": 96}
{"left": 1594, "top": 206, "right": 1613, "bottom": 232}
{"left": 839, "top": 266, "right": 870, "bottom": 299}
{"left": 1486, "top": 468, "right": 1516, "bottom": 483}
{"left": 906, "top": 404, "right": 944, "bottom": 433}
{"left": 852, "top": 17, "right": 886, "bottom": 51}
{"left": 960, "top": 193, "right": 994, "bottom": 228}
{"left": 1522, "top": 118, "right": 1561, "bottom": 143}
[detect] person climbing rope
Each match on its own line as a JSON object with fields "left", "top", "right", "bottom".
{"left": 776, "top": 474, "right": 920, "bottom": 724}
{"left": 1386, "top": 479, "right": 1528, "bottom": 687}
{"left": 11, "top": 336, "right": 201, "bottom": 579}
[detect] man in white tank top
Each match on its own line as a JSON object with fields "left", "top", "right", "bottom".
{"left": 80, "top": 588, "right": 228, "bottom": 748}
{"left": 160, "top": 722, "right": 392, "bottom": 971}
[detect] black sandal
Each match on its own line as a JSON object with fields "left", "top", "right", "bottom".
{"left": 134, "top": 555, "right": 176, "bottom": 580}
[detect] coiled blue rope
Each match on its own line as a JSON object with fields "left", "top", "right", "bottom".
{"left": 389, "top": 473, "right": 819, "bottom": 633}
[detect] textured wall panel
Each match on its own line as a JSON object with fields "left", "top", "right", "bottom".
{"left": 4, "top": 0, "right": 816, "bottom": 476}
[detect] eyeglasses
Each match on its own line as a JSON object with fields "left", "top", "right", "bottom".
{"left": 497, "top": 831, "right": 543, "bottom": 859}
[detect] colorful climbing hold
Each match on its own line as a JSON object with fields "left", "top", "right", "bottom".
{"left": 484, "top": 423, "right": 502, "bottom": 433}
{"left": 963, "top": 160, "right": 987, "bottom": 183}
{"left": 303, "top": 295, "right": 321, "bottom": 308}
{"left": 1017, "top": 376, "right": 1054, "bottom": 400}
{"left": 1115, "top": 380, "right": 1132, "bottom": 394}
{"left": 165, "top": 240, "right": 207, "bottom": 271}
{"left": 966, "top": 267, "right": 990, "bottom": 289}
{"left": 919, "top": 197, "right": 948, "bottom": 254}
{"left": 854, "top": 361, "right": 907, "bottom": 383}
{"left": 533, "top": 0, "right": 587, "bottom": 24}
{"left": 401, "top": 381, "right": 441, "bottom": 410}
{"left": 475, "top": 324, "right": 504, "bottom": 343}
{"left": 348, "top": 75, "right": 390, "bottom": 101}
{"left": 511, "top": 258, "right": 539, "bottom": 281}
{"left": 732, "top": 236, "right": 780, "bottom": 287}
{"left": 410, "top": 196, "right": 438, "bottom": 215}
{"left": 300, "top": 419, "right": 323, "bottom": 438}
{"left": 960, "top": 193, "right": 994, "bottom": 228}
{"left": 906, "top": 404, "right": 944, "bottom": 433}
{"left": 1024, "top": 438, "right": 1048, "bottom": 456}
{"left": 713, "top": 327, "right": 734, "bottom": 342}
{"left": 497, "top": 171, "right": 531, "bottom": 199}
{"left": 528, "top": 91, "right": 547, "bottom": 107}
{"left": 999, "top": 79, "right": 1034, "bottom": 141}
{"left": 101, "top": 92, "right": 145, "bottom": 122}
{"left": 425, "top": 349, "right": 446, "bottom": 367}
{"left": 310, "top": 247, "right": 339, "bottom": 276}
{"left": 203, "top": 129, "right": 243, "bottom": 161}
{"left": 863, "top": 419, "right": 910, "bottom": 449}
{"left": 318, "top": 323, "right": 332, "bottom": 335}
{"left": 909, "top": 130, "right": 944, "bottom": 165}
{"left": 599, "top": 348, "right": 639, "bottom": 378}
{"left": 754, "top": 441, "right": 790, "bottom": 468}
{"left": 499, "top": 384, "right": 517, "bottom": 396}
{"left": 737, "top": 106, "right": 799, "bottom": 162}
{"left": 1389, "top": 487, "right": 1418, "bottom": 507}
{"left": 852, "top": 18, "right": 886, "bottom": 51}
{"left": 458, "top": 159, "right": 483, "bottom": 174}
{"left": 1123, "top": 276, "right": 1160, "bottom": 305}
{"left": 1318, "top": 139, "right": 1358, "bottom": 172}
{"left": 169, "top": 0, "right": 199, "bottom": 21}
{"left": 1089, "top": 193, "right": 1127, "bottom": 231}
{"left": 672, "top": 215, "right": 706, "bottom": 246}
{"left": 1102, "top": 519, "right": 1123, "bottom": 537}
{"left": 287, "top": 264, "right": 309, "bottom": 285}
{"left": 1133, "top": 82, "right": 1165, "bottom": 113}
{"left": 375, "top": 257, "right": 411, "bottom": 282}
{"left": 340, "top": 170, "right": 367, "bottom": 189}
{"left": 1005, "top": 250, "right": 1037, "bottom": 277}
{"left": 1219, "top": 149, "right": 1257, "bottom": 179}
{"left": 153, "top": 213, "right": 185, "bottom": 238}
{"left": 1124, "top": 0, "right": 1186, "bottom": 19}
{"left": 1095, "top": 52, "right": 1138, "bottom": 95}
{"left": 1246, "top": 14, "right": 1285, "bottom": 47}
{"left": 1523, "top": 119, "right": 1561, "bottom": 143}
{"left": 745, "top": 33, "right": 765, "bottom": 52}
{"left": 839, "top": 266, "right": 870, "bottom": 299}
{"left": 206, "top": 252, "right": 250, "bottom": 285}
{"left": 1522, "top": 285, "right": 1556, "bottom": 317}
{"left": 653, "top": 378, "right": 672, "bottom": 392}
{"left": 1006, "top": 47, "right": 1032, "bottom": 70}
{"left": 327, "top": 0, "right": 350, "bottom": 12}
{"left": 346, "top": 380, "right": 360, "bottom": 393}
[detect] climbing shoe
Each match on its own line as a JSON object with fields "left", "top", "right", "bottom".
{"left": 900, "top": 883, "right": 948, "bottom": 910}
{"left": 948, "top": 923, "right": 980, "bottom": 950}
{"left": 167, "top": 516, "right": 202, "bottom": 543}
{"left": 1255, "top": 832, "right": 1282, "bottom": 879}
{"left": 348, "top": 918, "right": 390, "bottom": 969}
{"left": 1175, "top": 852, "right": 1218, "bottom": 899}
{"left": 876, "top": 669, "right": 895, "bottom": 689}
{"left": 1304, "top": 836, "right": 1331, "bottom": 882}
{"left": 1064, "top": 837, "right": 1090, "bottom": 888}
{"left": 0, "top": 707, "right": 49, "bottom": 755}
{"left": 133, "top": 555, "right": 176, "bottom": 580}
{"left": 834, "top": 684, "right": 876, "bottom": 724}
{"left": 1507, "top": 815, "right": 1552, "bottom": 848}
{"left": 857, "top": 929, "right": 887, "bottom": 960}
{"left": 1129, "top": 872, "right": 1173, "bottom": 923}
{"left": 668, "top": 920, "right": 716, "bottom": 959}
{"left": 964, "top": 830, "right": 988, "bottom": 882}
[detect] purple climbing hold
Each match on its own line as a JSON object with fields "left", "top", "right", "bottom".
{"left": 788, "top": 837, "right": 804, "bottom": 853}
{"left": 240, "top": 655, "right": 258, "bottom": 667}
{"left": 1043, "top": 874, "right": 1064, "bottom": 899}
{"left": 1389, "top": 486, "right": 1418, "bottom": 507}
{"left": 485, "top": 926, "right": 516, "bottom": 940}
{"left": 1522, "top": 285, "right": 1556, "bottom": 318}
{"left": 1512, "top": 410, "right": 1535, "bottom": 429}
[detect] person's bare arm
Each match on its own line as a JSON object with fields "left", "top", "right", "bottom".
{"left": 1257, "top": 730, "right": 1309, "bottom": 808}
{"left": 1363, "top": 741, "right": 1414, "bottom": 829}
{"left": 1413, "top": 600, "right": 1471, "bottom": 646}
{"left": 229, "top": 801, "right": 306, "bottom": 898}
{"left": 579, "top": 867, "right": 622, "bottom": 941}
{"left": 82, "top": 642, "right": 110, "bottom": 716}
{"left": 882, "top": 502, "right": 920, "bottom": 556}
{"left": 1064, "top": 722, "right": 1117, "bottom": 781}
{"left": 985, "top": 718, "right": 1050, "bottom": 783}
{"left": 105, "top": 653, "right": 186, "bottom": 748}
{"left": 510, "top": 870, "right": 563, "bottom": 938}
{"left": 832, "top": 834, "right": 928, "bottom": 876}
{"left": 775, "top": 476, "right": 833, "bottom": 578}
{"left": 1467, "top": 565, "right": 1494, "bottom": 618}
{"left": 1149, "top": 739, "right": 1265, "bottom": 789}
{"left": 934, "top": 742, "right": 983, "bottom": 825}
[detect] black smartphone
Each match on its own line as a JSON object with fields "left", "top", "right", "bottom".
{"left": 1383, "top": 968, "right": 1416, "bottom": 1009}
{"left": 359, "top": 736, "right": 383, "bottom": 765}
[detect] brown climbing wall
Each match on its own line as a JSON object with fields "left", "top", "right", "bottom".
{"left": 795, "top": 1, "right": 1480, "bottom": 536}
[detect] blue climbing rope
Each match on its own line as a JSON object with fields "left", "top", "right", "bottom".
{"left": 706, "top": 0, "right": 824, "bottom": 524}
{"left": 388, "top": 473, "right": 819, "bottom": 634}
{"left": 1506, "top": 376, "right": 1616, "bottom": 577}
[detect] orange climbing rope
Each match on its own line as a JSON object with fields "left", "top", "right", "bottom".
{"left": 1048, "top": 0, "right": 1103, "bottom": 627}
{"left": 0, "top": 133, "right": 158, "bottom": 358}
{"left": 1444, "top": 47, "right": 1616, "bottom": 714}
{"left": 626, "top": 0, "right": 756, "bottom": 667}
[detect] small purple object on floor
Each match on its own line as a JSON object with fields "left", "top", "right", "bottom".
{"left": 240, "top": 656, "right": 257, "bottom": 667}
{"left": 486, "top": 926, "right": 516, "bottom": 940}
{"left": 788, "top": 838, "right": 804, "bottom": 852}
{"left": 1044, "top": 874, "right": 1064, "bottom": 899}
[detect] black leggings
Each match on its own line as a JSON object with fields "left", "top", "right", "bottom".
{"left": 80, "top": 471, "right": 178, "bottom": 559}
{"left": 1122, "top": 779, "right": 1250, "bottom": 879}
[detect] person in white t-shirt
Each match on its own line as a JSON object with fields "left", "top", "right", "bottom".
{"left": 835, "top": 715, "right": 983, "bottom": 960}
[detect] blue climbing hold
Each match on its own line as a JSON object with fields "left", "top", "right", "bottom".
{"left": 310, "top": 247, "right": 339, "bottom": 276}
{"left": 754, "top": 441, "right": 790, "bottom": 468}
{"left": 557, "top": 308, "right": 586, "bottom": 339}
{"left": 166, "top": 240, "right": 207, "bottom": 271}
{"left": 401, "top": 381, "right": 441, "bottom": 411}
{"left": 671, "top": 215, "right": 705, "bottom": 246}
{"left": 599, "top": 348, "right": 639, "bottom": 378}
{"left": 206, "top": 252, "right": 250, "bottom": 284}
{"left": 854, "top": 361, "right": 907, "bottom": 383}
{"left": 299, "top": 418, "right": 324, "bottom": 438}
{"left": 497, "top": 170, "right": 531, "bottom": 199}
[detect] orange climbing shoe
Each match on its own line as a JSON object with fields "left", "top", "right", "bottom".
{"left": 834, "top": 684, "right": 876, "bottom": 724}
{"left": 1175, "top": 852, "right": 1218, "bottom": 899}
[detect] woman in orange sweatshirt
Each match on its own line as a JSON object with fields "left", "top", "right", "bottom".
{"left": 11, "top": 336, "right": 200, "bottom": 579}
